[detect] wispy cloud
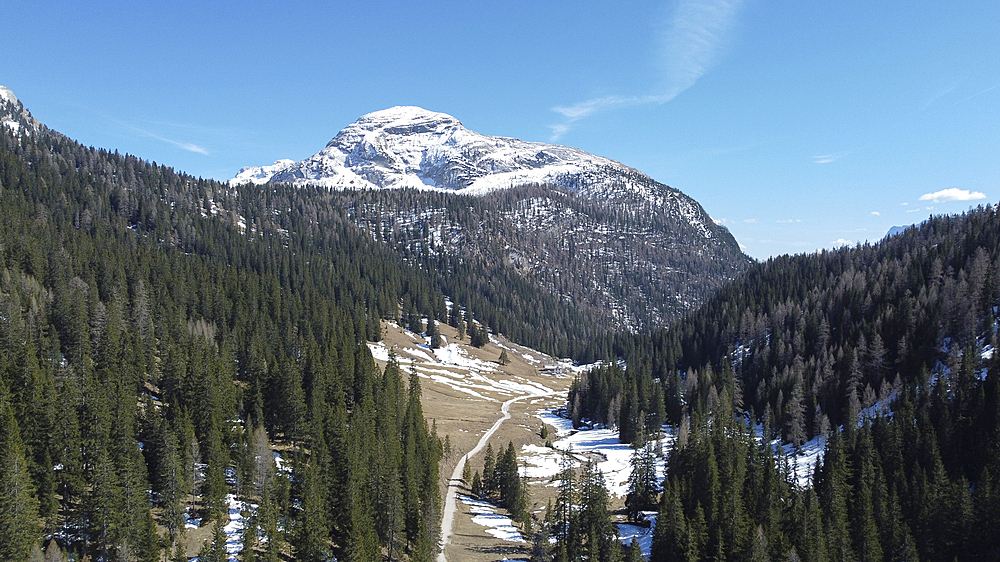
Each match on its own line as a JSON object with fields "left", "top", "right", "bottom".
{"left": 549, "top": 0, "right": 744, "bottom": 139}
{"left": 870, "top": 211, "right": 880, "bottom": 216}
{"left": 954, "top": 83, "right": 1000, "bottom": 105}
{"left": 121, "top": 121, "right": 211, "bottom": 155}
{"left": 831, "top": 238, "right": 853, "bottom": 247}
{"left": 145, "top": 131, "right": 210, "bottom": 155}
{"left": 743, "top": 218, "right": 757, "bottom": 224}
{"left": 924, "top": 84, "right": 956, "bottom": 109}
{"left": 776, "top": 219, "right": 801, "bottom": 223}
{"left": 918, "top": 188, "right": 986, "bottom": 203}
{"left": 811, "top": 151, "right": 847, "bottom": 164}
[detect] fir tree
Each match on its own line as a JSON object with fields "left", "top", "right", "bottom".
{"left": 0, "top": 387, "right": 42, "bottom": 560}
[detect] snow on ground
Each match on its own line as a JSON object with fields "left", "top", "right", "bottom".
{"left": 273, "top": 451, "right": 291, "bottom": 475}
{"left": 367, "top": 328, "right": 566, "bottom": 402}
{"left": 184, "top": 507, "right": 201, "bottom": 529}
{"left": 618, "top": 512, "right": 657, "bottom": 558}
{"left": 368, "top": 341, "right": 391, "bottom": 362}
{"left": 458, "top": 494, "right": 525, "bottom": 542}
{"left": 222, "top": 494, "right": 250, "bottom": 558}
{"left": 433, "top": 342, "right": 495, "bottom": 372}
{"left": 522, "top": 409, "right": 672, "bottom": 497}
{"left": 782, "top": 435, "right": 826, "bottom": 488}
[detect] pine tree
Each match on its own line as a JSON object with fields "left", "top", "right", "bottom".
{"left": 294, "top": 459, "right": 331, "bottom": 562}
{"left": 531, "top": 522, "right": 553, "bottom": 562}
{"left": 462, "top": 457, "right": 471, "bottom": 483}
{"left": 651, "top": 482, "right": 693, "bottom": 562}
{"left": 577, "top": 461, "right": 619, "bottom": 562}
{"left": 471, "top": 470, "right": 483, "bottom": 497}
{"left": 483, "top": 443, "right": 496, "bottom": 498}
{"left": 625, "top": 436, "right": 658, "bottom": 520}
{"left": 0, "top": 387, "right": 42, "bottom": 560}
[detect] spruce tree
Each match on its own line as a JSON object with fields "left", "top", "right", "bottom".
{"left": 0, "top": 388, "right": 42, "bottom": 560}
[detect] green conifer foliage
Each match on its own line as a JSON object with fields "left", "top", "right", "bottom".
{"left": 0, "top": 387, "right": 42, "bottom": 560}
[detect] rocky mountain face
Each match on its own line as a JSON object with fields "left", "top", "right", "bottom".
{"left": 234, "top": 107, "right": 752, "bottom": 330}
{"left": 0, "top": 86, "right": 44, "bottom": 136}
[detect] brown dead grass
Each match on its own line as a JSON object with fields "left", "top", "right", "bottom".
{"left": 373, "top": 320, "right": 574, "bottom": 561}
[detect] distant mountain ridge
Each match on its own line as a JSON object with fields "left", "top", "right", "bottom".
{"left": 233, "top": 106, "right": 752, "bottom": 331}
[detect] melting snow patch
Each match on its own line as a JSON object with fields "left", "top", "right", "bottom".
{"left": 523, "top": 409, "right": 672, "bottom": 498}
{"left": 618, "top": 511, "right": 657, "bottom": 558}
{"left": 459, "top": 494, "right": 525, "bottom": 542}
{"left": 782, "top": 435, "right": 826, "bottom": 488}
{"left": 184, "top": 507, "right": 201, "bottom": 529}
{"left": 367, "top": 341, "right": 390, "bottom": 362}
{"left": 273, "top": 451, "right": 292, "bottom": 475}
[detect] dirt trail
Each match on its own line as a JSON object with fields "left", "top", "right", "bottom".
{"left": 438, "top": 389, "right": 553, "bottom": 562}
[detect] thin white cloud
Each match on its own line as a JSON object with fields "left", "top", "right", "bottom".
{"left": 954, "top": 83, "right": 1000, "bottom": 105}
{"left": 550, "top": 0, "right": 744, "bottom": 139}
{"left": 811, "top": 152, "right": 846, "bottom": 164}
{"left": 905, "top": 208, "right": 922, "bottom": 213}
{"left": 918, "top": 188, "right": 986, "bottom": 203}
{"left": 127, "top": 124, "right": 210, "bottom": 155}
{"left": 149, "top": 133, "right": 210, "bottom": 155}
{"left": 743, "top": 218, "right": 757, "bottom": 224}
{"left": 776, "top": 219, "right": 801, "bottom": 223}
{"left": 870, "top": 211, "right": 880, "bottom": 216}
{"left": 548, "top": 123, "right": 571, "bottom": 141}
{"left": 924, "top": 84, "right": 956, "bottom": 109}
{"left": 831, "top": 238, "right": 853, "bottom": 247}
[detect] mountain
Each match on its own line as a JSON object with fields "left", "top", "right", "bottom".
{"left": 233, "top": 106, "right": 751, "bottom": 331}
{"left": 886, "top": 224, "right": 911, "bottom": 237}
{"left": 0, "top": 85, "right": 43, "bottom": 136}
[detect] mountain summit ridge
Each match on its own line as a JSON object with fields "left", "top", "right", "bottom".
{"left": 231, "top": 105, "right": 724, "bottom": 242}
{"left": 232, "top": 105, "right": 624, "bottom": 194}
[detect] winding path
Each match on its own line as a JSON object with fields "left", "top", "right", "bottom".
{"left": 438, "top": 389, "right": 554, "bottom": 562}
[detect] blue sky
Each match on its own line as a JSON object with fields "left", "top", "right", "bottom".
{"left": 3, "top": 0, "right": 997, "bottom": 259}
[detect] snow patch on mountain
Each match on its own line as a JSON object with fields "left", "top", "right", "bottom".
{"left": 230, "top": 106, "right": 715, "bottom": 239}
{"left": 0, "top": 85, "right": 42, "bottom": 136}
{"left": 231, "top": 159, "right": 296, "bottom": 185}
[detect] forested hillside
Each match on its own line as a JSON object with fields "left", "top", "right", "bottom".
{"left": 562, "top": 206, "right": 1000, "bottom": 561}
{"left": 0, "top": 96, "right": 451, "bottom": 560}
{"left": 339, "top": 182, "right": 748, "bottom": 338}
{"left": 585, "top": 208, "right": 1000, "bottom": 439}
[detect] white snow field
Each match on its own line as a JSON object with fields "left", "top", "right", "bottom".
{"left": 458, "top": 495, "right": 526, "bottom": 543}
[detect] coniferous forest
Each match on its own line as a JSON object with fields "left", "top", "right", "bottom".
{"left": 0, "top": 99, "right": 452, "bottom": 560}
{"left": 559, "top": 205, "right": 1000, "bottom": 561}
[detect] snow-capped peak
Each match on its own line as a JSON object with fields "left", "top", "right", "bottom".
{"left": 232, "top": 106, "right": 627, "bottom": 193}
{"left": 0, "top": 86, "right": 18, "bottom": 106}
{"left": 231, "top": 159, "right": 297, "bottom": 185}
{"left": 0, "top": 85, "right": 42, "bottom": 136}
{"left": 338, "top": 106, "right": 463, "bottom": 139}
{"left": 229, "top": 105, "right": 718, "bottom": 239}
